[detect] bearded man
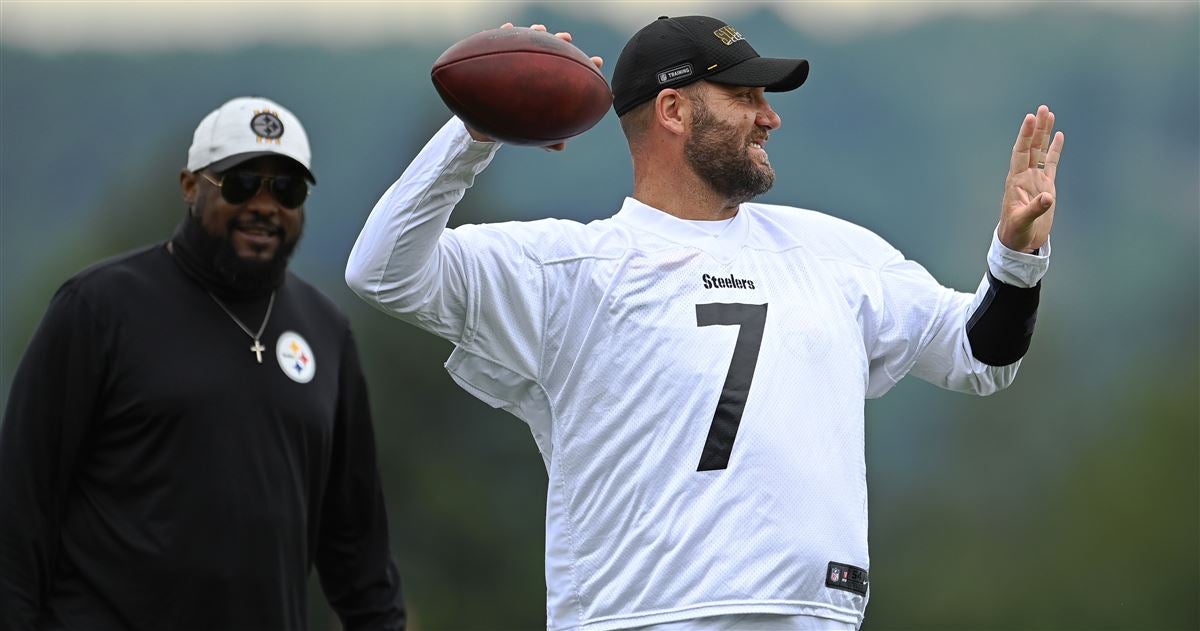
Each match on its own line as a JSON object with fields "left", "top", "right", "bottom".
{"left": 346, "top": 15, "right": 1063, "bottom": 631}
{"left": 0, "top": 96, "right": 406, "bottom": 630}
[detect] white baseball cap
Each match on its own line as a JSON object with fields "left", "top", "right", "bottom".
{"left": 187, "top": 96, "right": 315, "bottom": 182}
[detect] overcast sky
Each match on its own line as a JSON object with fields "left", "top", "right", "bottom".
{"left": 0, "top": 1, "right": 1188, "bottom": 53}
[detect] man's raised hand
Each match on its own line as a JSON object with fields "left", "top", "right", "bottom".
{"left": 998, "top": 104, "right": 1064, "bottom": 253}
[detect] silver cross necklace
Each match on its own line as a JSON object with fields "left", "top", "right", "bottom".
{"left": 208, "top": 291, "right": 276, "bottom": 363}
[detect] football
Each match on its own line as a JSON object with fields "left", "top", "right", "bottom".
{"left": 431, "top": 27, "right": 612, "bottom": 146}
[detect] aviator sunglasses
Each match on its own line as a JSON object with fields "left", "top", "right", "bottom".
{"left": 201, "top": 171, "right": 309, "bottom": 209}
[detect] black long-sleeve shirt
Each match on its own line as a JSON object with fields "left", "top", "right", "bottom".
{"left": 0, "top": 244, "right": 405, "bottom": 630}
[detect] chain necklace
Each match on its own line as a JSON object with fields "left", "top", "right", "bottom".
{"left": 207, "top": 291, "right": 276, "bottom": 363}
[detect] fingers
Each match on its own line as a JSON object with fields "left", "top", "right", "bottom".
{"left": 549, "top": 27, "right": 604, "bottom": 70}
{"left": 1043, "top": 130, "right": 1065, "bottom": 180}
{"left": 1009, "top": 113, "right": 1036, "bottom": 175}
{"left": 1009, "top": 104, "right": 1058, "bottom": 175}
{"left": 503, "top": 23, "right": 600, "bottom": 69}
{"left": 1028, "top": 105, "right": 1053, "bottom": 169}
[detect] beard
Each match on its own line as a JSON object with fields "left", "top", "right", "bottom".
{"left": 174, "top": 208, "right": 302, "bottom": 297}
{"left": 683, "top": 99, "right": 775, "bottom": 206}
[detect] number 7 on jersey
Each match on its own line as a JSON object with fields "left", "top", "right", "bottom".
{"left": 695, "top": 303, "right": 768, "bottom": 471}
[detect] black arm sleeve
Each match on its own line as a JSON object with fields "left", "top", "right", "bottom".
{"left": 966, "top": 271, "right": 1041, "bottom": 367}
{"left": 316, "top": 329, "right": 406, "bottom": 631}
{"left": 0, "top": 284, "right": 106, "bottom": 629}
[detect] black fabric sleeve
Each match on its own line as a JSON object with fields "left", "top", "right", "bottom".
{"left": 966, "top": 271, "right": 1041, "bottom": 367}
{"left": 316, "top": 329, "right": 406, "bottom": 631}
{"left": 0, "top": 284, "right": 107, "bottom": 630}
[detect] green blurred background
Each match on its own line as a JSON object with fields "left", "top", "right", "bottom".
{"left": 1, "top": 2, "right": 1196, "bottom": 630}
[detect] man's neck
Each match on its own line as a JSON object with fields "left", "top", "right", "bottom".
{"left": 630, "top": 157, "right": 739, "bottom": 221}
{"left": 169, "top": 214, "right": 286, "bottom": 300}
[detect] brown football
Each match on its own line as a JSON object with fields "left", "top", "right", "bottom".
{"left": 431, "top": 27, "right": 612, "bottom": 146}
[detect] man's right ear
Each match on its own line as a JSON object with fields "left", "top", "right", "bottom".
{"left": 655, "top": 89, "right": 688, "bottom": 137}
{"left": 179, "top": 169, "right": 197, "bottom": 207}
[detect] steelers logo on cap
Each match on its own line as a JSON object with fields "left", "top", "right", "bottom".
{"left": 276, "top": 331, "right": 316, "bottom": 383}
{"left": 250, "top": 110, "right": 285, "bottom": 142}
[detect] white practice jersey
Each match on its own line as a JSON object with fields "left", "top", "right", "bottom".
{"left": 346, "top": 119, "right": 1049, "bottom": 631}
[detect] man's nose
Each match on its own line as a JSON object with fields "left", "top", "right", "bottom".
{"left": 757, "top": 101, "right": 782, "bottom": 130}
{"left": 244, "top": 181, "right": 280, "bottom": 215}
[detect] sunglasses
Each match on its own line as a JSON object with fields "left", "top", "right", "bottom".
{"left": 201, "top": 171, "right": 309, "bottom": 209}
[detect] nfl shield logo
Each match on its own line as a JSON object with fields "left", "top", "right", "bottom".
{"left": 830, "top": 567, "right": 841, "bottom": 582}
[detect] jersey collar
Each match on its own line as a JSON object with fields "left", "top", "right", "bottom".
{"left": 613, "top": 197, "right": 750, "bottom": 263}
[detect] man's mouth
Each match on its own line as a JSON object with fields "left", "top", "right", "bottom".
{"left": 749, "top": 137, "right": 769, "bottom": 160}
{"left": 233, "top": 223, "right": 281, "bottom": 247}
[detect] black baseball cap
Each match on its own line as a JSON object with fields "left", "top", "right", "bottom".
{"left": 611, "top": 15, "right": 810, "bottom": 116}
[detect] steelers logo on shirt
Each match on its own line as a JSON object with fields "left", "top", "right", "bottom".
{"left": 276, "top": 331, "right": 316, "bottom": 383}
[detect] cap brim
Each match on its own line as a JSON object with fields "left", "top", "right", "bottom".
{"left": 208, "top": 151, "right": 317, "bottom": 184}
{"left": 708, "top": 57, "right": 809, "bottom": 93}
